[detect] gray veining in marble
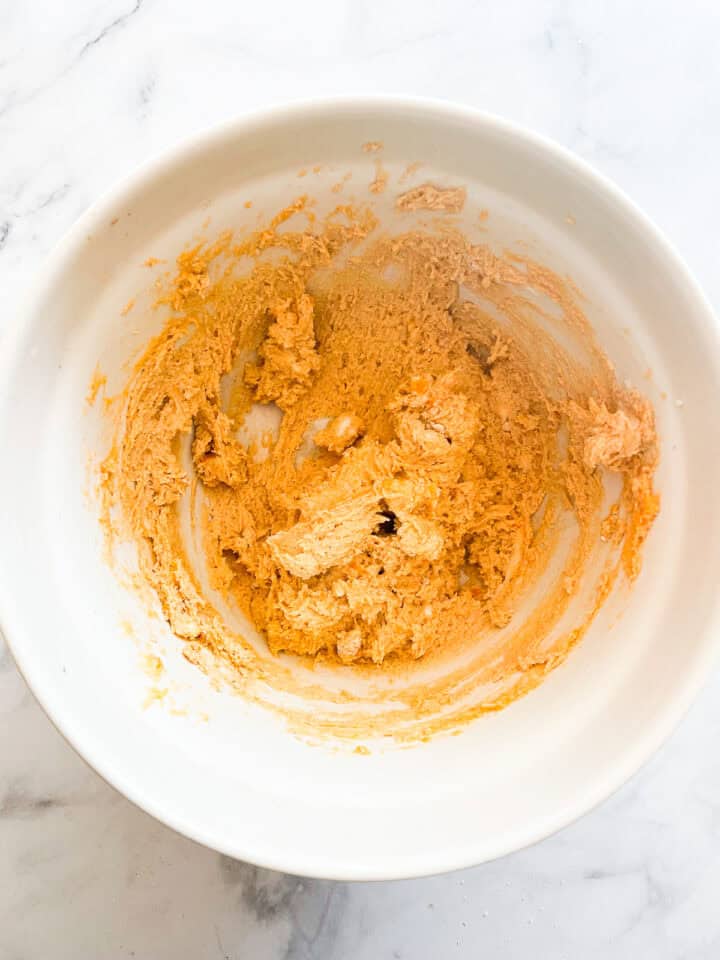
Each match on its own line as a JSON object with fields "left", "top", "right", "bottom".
{"left": 2, "top": 2, "right": 720, "bottom": 957}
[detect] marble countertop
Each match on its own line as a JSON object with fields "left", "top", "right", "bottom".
{"left": 2, "top": 1, "right": 720, "bottom": 957}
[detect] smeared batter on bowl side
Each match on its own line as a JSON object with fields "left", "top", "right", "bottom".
{"left": 99, "top": 188, "right": 659, "bottom": 741}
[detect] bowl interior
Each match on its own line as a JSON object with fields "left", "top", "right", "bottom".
{"left": 2, "top": 100, "right": 719, "bottom": 880}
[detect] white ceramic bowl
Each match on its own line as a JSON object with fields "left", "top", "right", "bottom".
{"left": 2, "top": 98, "right": 720, "bottom": 881}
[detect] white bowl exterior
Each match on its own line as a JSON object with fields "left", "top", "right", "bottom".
{"left": 1, "top": 99, "right": 720, "bottom": 880}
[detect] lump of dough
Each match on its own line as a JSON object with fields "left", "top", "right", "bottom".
{"left": 389, "top": 373, "right": 481, "bottom": 483}
{"left": 192, "top": 406, "right": 248, "bottom": 488}
{"left": 244, "top": 294, "right": 319, "bottom": 409}
{"left": 583, "top": 397, "right": 653, "bottom": 470}
{"left": 266, "top": 491, "right": 381, "bottom": 580}
{"left": 314, "top": 413, "right": 365, "bottom": 454}
{"left": 267, "top": 375, "right": 477, "bottom": 583}
{"left": 396, "top": 515, "right": 444, "bottom": 559}
{"left": 336, "top": 628, "right": 363, "bottom": 663}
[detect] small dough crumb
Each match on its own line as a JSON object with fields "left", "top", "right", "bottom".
{"left": 86, "top": 366, "right": 107, "bottom": 406}
{"left": 369, "top": 161, "right": 389, "bottom": 195}
{"left": 399, "top": 161, "right": 423, "bottom": 184}
{"left": 396, "top": 183, "right": 467, "bottom": 213}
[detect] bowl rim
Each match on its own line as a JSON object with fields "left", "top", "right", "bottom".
{"left": 2, "top": 94, "right": 720, "bottom": 881}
